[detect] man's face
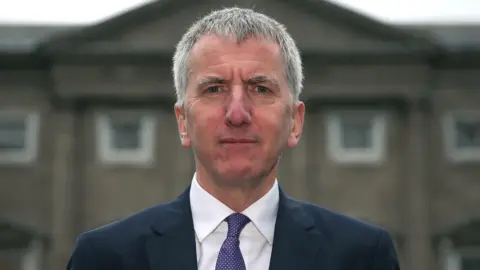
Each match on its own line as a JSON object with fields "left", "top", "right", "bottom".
{"left": 175, "top": 34, "right": 305, "bottom": 186}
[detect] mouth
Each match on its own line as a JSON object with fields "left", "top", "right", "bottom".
{"left": 219, "top": 137, "right": 257, "bottom": 144}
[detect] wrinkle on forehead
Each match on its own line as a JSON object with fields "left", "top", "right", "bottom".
{"left": 189, "top": 34, "right": 283, "bottom": 71}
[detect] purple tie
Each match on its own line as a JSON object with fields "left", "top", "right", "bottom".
{"left": 215, "top": 213, "right": 251, "bottom": 270}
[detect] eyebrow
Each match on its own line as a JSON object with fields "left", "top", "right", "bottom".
{"left": 197, "top": 75, "right": 280, "bottom": 89}
{"left": 198, "top": 76, "right": 225, "bottom": 88}
{"left": 246, "top": 75, "right": 280, "bottom": 89}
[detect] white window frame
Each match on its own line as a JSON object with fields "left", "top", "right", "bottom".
{"left": 326, "top": 110, "right": 387, "bottom": 164}
{"left": 443, "top": 110, "right": 480, "bottom": 163}
{"left": 96, "top": 112, "right": 155, "bottom": 165}
{"left": 21, "top": 238, "right": 43, "bottom": 270}
{"left": 0, "top": 111, "right": 39, "bottom": 164}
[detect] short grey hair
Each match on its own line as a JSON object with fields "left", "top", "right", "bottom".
{"left": 172, "top": 7, "right": 304, "bottom": 105}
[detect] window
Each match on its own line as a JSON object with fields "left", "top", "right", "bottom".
{"left": 463, "top": 256, "right": 480, "bottom": 270}
{"left": 96, "top": 112, "right": 155, "bottom": 165}
{"left": 0, "top": 111, "right": 39, "bottom": 164}
{"left": 326, "top": 110, "right": 386, "bottom": 164}
{"left": 445, "top": 247, "right": 480, "bottom": 270}
{"left": 443, "top": 111, "right": 480, "bottom": 162}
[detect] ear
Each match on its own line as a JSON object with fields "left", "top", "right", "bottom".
{"left": 174, "top": 103, "right": 191, "bottom": 148}
{"left": 287, "top": 101, "right": 305, "bottom": 148}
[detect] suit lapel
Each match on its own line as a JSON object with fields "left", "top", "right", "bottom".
{"left": 146, "top": 187, "right": 198, "bottom": 270}
{"left": 269, "top": 189, "right": 329, "bottom": 270}
{"left": 143, "top": 185, "right": 330, "bottom": 270}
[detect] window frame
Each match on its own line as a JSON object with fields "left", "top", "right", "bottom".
{"left": 326, "top": 110, "right": 387, "bottom": 164}
{"left": 443, "top": 110, "right": 480, "bottom": 163}
{"left": 96, "top": 112, "right": 156, "bottom": 165}
{"left": 0, "top": 110, "right": 39, "bottom": 164}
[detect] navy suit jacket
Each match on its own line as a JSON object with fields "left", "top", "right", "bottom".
{"left": 67, "top": 186, "right": 400, "bottom": 270}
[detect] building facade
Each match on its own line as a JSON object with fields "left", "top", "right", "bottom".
{"left": 0, "top": 0, "right": 479, "bottom": 269}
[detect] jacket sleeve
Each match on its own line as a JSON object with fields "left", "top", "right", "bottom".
{"left": 66, "top": 233, "right": 107, "bottom": 270}
{"left": 371, "top": 230, "right": 401, "bottom": 270}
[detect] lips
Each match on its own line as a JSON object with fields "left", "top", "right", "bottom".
{"left": 219, "top": 137, "right": 257, "bottom": 144}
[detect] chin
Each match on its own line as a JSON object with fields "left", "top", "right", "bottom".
{"left": 214, "top": 162, "right": 273, "bottom": 186}
{"left": 220, "top": 167, "right": 254, "bottom": 179}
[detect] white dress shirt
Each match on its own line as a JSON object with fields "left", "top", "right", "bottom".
{"left": 189, "top": 173, "right": 279, "bottom": 270}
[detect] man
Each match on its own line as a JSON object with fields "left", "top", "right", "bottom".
{"left": 67, "top": 7, "right": 400, "bottom": 270}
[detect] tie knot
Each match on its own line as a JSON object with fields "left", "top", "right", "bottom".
{"left": 225, "top": 213, "right": 250, "bottom": 238}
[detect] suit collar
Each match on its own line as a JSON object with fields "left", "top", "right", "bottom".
{"left": 268, "top": 187, "right": 327, "bottom": 270}
{"left": 145, "top": 185, "right": 328, "bottom": 270}
{"left": 146, "top": 186, "right": 198, "bottom": 270}
{"left": 149, "top": 186, "right": 193, "bottom": 234}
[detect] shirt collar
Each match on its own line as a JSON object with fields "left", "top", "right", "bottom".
{"left": 189, "top": 173, "right": 279, "bottom": 244}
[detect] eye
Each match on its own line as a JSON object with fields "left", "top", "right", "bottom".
{"left": 205, "top": 86, "right": 221, "bottom": 93}
{"left": 255, "top": 86, "right": 271, "bottom": 93}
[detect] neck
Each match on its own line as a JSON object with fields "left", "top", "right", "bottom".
{"left": 195, "top": 169, "right": 277, "bottom": 212}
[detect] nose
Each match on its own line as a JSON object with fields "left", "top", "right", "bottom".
{"left": 225, "top": 87, "right": 252, "bottom": 127}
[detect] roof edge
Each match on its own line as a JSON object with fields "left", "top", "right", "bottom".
{"left": 37, "top": 0, "right": 178, "bottom": 53}
{"left": 284, "top": 0, "right": 440, "bottom": 50}
{"left": 37, "top": 0, "right": 444, "bottom": 53}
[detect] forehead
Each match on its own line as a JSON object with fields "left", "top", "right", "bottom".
{"left": 188, "top": 34, "right": 284, "bottom": 74}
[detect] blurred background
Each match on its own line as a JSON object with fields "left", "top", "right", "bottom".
{"left": 0, "top": 0, "right": 479, "bottom": 269}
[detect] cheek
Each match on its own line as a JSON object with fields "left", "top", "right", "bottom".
{"left": 258, "top": 114, "right": 290, "bottom": 141}
{"left": 187, "top": 109, "right": 222, "bottom": 143}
